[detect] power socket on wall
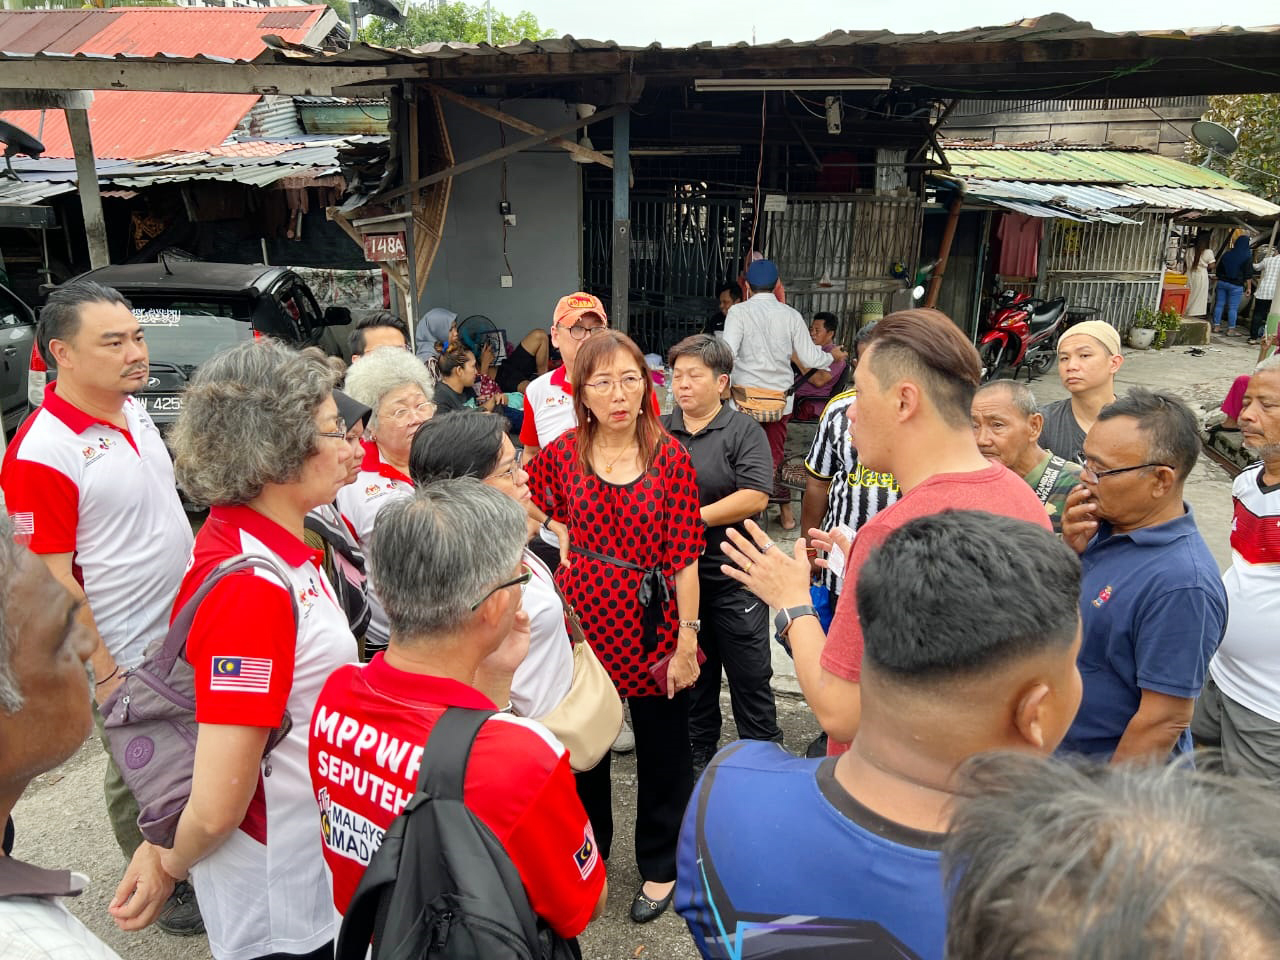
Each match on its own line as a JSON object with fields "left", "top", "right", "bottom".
{"left": 502, "top": 214, "right": 517, "bottom": 226}
{"left": 500, "top": 275, "right": 513, "bottom": 288}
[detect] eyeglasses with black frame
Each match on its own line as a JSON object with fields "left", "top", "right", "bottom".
{"left": 563, "top": 322, "right": 606, "bottom": 342}
{"left": 1074, "top": 453, "right": 1171, "bottom": 481}
{"left": 469, "top": 566, "right": 532, "bottom": 611}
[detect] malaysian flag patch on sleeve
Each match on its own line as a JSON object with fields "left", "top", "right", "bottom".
{"left": 210, "top": 656, "right": 273, "bottom": 693}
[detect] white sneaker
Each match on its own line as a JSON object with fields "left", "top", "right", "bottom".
{"left": 612, "top": 718, "right": 636, "bottom": 753}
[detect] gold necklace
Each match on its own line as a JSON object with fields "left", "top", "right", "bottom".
{"left": 595, "top": 440, "right": 635, "bottom": 474}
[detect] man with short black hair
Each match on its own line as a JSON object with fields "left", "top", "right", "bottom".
{"left": 972, "top": 379, "right": 1083, "bottom": 535}
{"left": 704, "top": 282, "right": 743, "bottom": 337}
{"left": 309, "top": 479, "right": 607, "bottom": 945}
{"left": 348, "top": 311, "right": 410, "bottom": 360}
{"left": 1192, "top": 355, "right": 1280, "bottom": 781}
{"left": 0, "top": 280, "right": 199, "bottom": 934}
{"left": 677, "top": 511, "right": 1083, "bottom": 960}
{"left": 0, "top": 513, "right": 132, "bottom": 956}
{"left": 793, "top": 312, "right": 847, "bottom": 419}
{"left": 1061, "top": 388, "right": 1226, "bottom": 762}
{"left": 725, "top": 309, "right": 1052, "bottom": 755}
{"left": 944, "top": 753, "right": 1280, "bottom": 959}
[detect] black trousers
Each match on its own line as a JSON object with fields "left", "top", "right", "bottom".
{"left": 573, "top": 692, "right": 694, "bottom": 883}
{"left": 689, "top": 582, "right": 782, "bottom": 751}
{"left": 255, "top": 944, "right": 333, "bottom": 960}
{"left": 1252, "top": 297, "right": 1273, "bottom": 340}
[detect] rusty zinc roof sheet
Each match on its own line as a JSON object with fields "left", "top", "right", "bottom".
{"left": 0, "top": 6, "right": 332, "bottom": 159}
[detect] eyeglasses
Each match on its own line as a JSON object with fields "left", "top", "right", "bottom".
{"left": 1074, "top": 453, "right": 1171, "bottom": 481}
{"left": 491, "top": 448, "right": 524, "bottom": 483}
{"left": 584, "top": 374, "right": 647, "bottom": 394}
{"left": 563, "top": 323, "right": 606, "bottom": 342}
{"left": 385, "top": 400, "right": 435, "bottom": 424}
{"left": 316, "top": 418, "right": 349, "bottom": 441}
{"left": 469, "top": 566, "right": 532, "bottom": 610}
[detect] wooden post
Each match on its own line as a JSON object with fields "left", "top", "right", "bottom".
{"left": 65, "top": 108, "right": 108, "bottom": 269}
{"left": 924, "top": 187, "right": 964, "bottom": 310}
{"left": 611, "top": 107, "right": 631, "bottom": 334}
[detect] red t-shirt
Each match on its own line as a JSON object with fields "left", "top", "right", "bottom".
{"left": 309, "top": 656, "right": 605, "bottom": 939}
{"left": 821, "top": 463, "right": 1053, "bottom": 755}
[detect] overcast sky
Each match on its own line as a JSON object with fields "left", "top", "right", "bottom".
{"left": 513, "top": 1, "right": 1278, "bottom": 46}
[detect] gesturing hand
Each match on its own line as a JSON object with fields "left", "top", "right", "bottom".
{"left": 1061, "top": 485, "right": 1099, "bottom": 556}
{"left": 720, "top": 519, "right": 812, "bottom": 611}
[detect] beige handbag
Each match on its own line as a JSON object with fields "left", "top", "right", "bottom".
{"left": 537, "top": 578, "right": 623, "bottom": 772}
{"left": 731, "top": 384, "right": 788, "bottom": 422}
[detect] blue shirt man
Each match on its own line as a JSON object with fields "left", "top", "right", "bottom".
{"left": 1060, "top": 508, "right": 1226, "bottom": 758}
{"left": 1059, "top": 389, "right": 1227, "bottom": 762}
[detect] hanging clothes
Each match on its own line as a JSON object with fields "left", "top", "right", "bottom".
{"left": 996, "top": 214, "right": 1042, "bottom": 279}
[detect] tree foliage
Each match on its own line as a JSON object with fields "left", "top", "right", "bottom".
{"left": 1184, "top": 94, "right": 1280, "bottom": 204}
{"left": 360, "top": 1, "right": 554, "bottom": 48}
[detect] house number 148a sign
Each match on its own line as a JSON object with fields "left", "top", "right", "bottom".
{"left": 363, "top": 233, "right": 407, "bottom": 261}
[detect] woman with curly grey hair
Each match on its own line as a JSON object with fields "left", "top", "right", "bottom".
{"left": 336, "top": 346, "right": 435, "bottom": 654}
{"left": 133, "top": 339, "right": 359, "bottom": 960}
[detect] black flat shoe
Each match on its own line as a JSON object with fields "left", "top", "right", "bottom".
{"left": 630, "top": 886, "right": 674, "bottom": 923}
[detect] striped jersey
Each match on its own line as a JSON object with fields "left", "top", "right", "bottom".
{"left": 804, "top": 390, "right": 901, "bottom": 593}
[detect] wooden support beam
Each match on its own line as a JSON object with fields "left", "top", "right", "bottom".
{"left": 65, "top": 108, "right": 108, "bottom": 270}
{"left": 376, "top": 103, "right": 623, "bottom": 205}
{"left": 428, "top": 84, "right": 614, "bottom": 169}
{"left": 924, "top": 187, "right": 964, "bottom": 310}
{"left": 0, "top": 60, "right": 390, "bottom": 95}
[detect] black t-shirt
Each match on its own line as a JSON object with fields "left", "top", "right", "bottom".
{"left": 432, "top": 380, "right": 468, "bottom": 415}
{"left": 1039, "top": 397, "right": 1087, "bottom": 462}
{"left": 662, "top": 405, "right": 773, "bottom": 591}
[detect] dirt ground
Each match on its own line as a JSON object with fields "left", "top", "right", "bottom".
{"left": 11, "top": 329, "right": 1259, "bottom": 960}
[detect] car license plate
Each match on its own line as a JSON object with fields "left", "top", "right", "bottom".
{"left": 140, "top": 394, "right": 183, "bottom": 414}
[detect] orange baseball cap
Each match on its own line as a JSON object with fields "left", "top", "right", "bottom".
{"left": 553, "top": 292, "right": 608, "bottom": 328}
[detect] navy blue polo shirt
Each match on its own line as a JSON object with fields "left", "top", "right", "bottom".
{"left": 1059, "top": 506, "right": 1227, "bottom": 759}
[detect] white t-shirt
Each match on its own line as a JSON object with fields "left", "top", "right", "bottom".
{"left": 335, "top": 441, "right": 415, "bottom": 652}
{"left": 1209, "top": 463, "right": 1280, "bottom": 723}
{"left": 511, "top": 550, "right": 574, "bottom": 719}
{"left": 520, "top": 368, "right": 577, "bottom": 549}
{"left": 722, "top": 293, "right": 833, "bottom": 416}
{"left": 0, "top": 386, "right": 193, "bottom": 669}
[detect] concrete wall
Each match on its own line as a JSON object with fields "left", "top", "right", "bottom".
{"left": 421, "top": 99, "right": 582, "bottom": 345}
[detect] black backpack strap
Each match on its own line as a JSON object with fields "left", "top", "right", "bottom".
{"left": 412, "top": 707, "right": 493, "bottom": 803}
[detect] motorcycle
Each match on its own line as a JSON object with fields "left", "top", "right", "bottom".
{"left": 977, "top": 290, "right": 1070, "bottom": 382}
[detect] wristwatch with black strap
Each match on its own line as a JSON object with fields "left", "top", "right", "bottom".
{"left": 774, "top": 604, "right": 818, "bottom": 638}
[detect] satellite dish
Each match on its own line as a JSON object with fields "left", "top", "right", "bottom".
{"left": 0, "top": 119, "right": 44, "bottom": 180}
{"left": 1191, "top": 120, "right": 1239, "bottom": 158}
{"left": 352, "top": 0, "right": 403, "bottom": 23}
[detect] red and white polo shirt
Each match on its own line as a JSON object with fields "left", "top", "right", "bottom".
{"left": 1210, "top": 462, "right": 1280, "bottom": 724}
{"left": 334, "top": 441, "right": 414, "bottom": 652}
{"left": 0, "top": 383, "right": 193, "bottom": 669}
{"left": 180, "top": 505, "right": 358, "bottom": 960}
{"left": 309, "top": 658, "right": 605, "bottom": 939}
{"left": 519, "top": 366, "right": 576, "bottom": 452}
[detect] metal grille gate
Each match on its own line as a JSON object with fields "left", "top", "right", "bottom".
{"left": 583, "top": 191, "right": 749, "bottom": 354}
{"left": 760, "top": 195, "right": 924, "bottom": 333}
{"left": 1004, "top": 212, "right": 1170, "bottom": 335}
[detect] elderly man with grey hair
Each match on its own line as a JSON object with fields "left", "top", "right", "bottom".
{"left": 309, "top": 479, "right": 608, "bottom": 947}
{"left": 337, "top": 346, "right": 435, "bottom": 655}
{"left": 1192, "top": 354, "right": 1280, "bottom": 783}
{"left": 971, "top": 379, "right": 1082, "bottom": 535}
{"left": 944, "top": 752, "right": 1280, "bottom": 959}
{"left": 0, "top": 512, "right": 119, "bottom": 955}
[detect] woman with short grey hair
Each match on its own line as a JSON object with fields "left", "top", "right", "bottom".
{"left": 147, "top": 339, "right": 359, "bottom": 960}
{"left": 337, "top": 347, "right": 436, "bottom": 655}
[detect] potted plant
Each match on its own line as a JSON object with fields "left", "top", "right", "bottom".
{"left": 1152, "top": 306, "right": 1182, "bottom": 348}
{"left": 1129, "top": 307, "right": 1159, "bottom": 349}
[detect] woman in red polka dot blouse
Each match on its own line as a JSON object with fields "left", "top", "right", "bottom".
{"left": 527, "top": 330, "right": 704, "bottom": 924}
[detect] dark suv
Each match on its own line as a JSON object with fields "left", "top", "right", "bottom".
{"left": 30, "top": 261, "right": 351, "bottom": 429}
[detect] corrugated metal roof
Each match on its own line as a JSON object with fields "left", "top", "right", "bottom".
{"left": 0, "top": 7, "right": 330, "bottom": 159}
{"left": 945, "top": 146, "right": 1247, "bottom": 190}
